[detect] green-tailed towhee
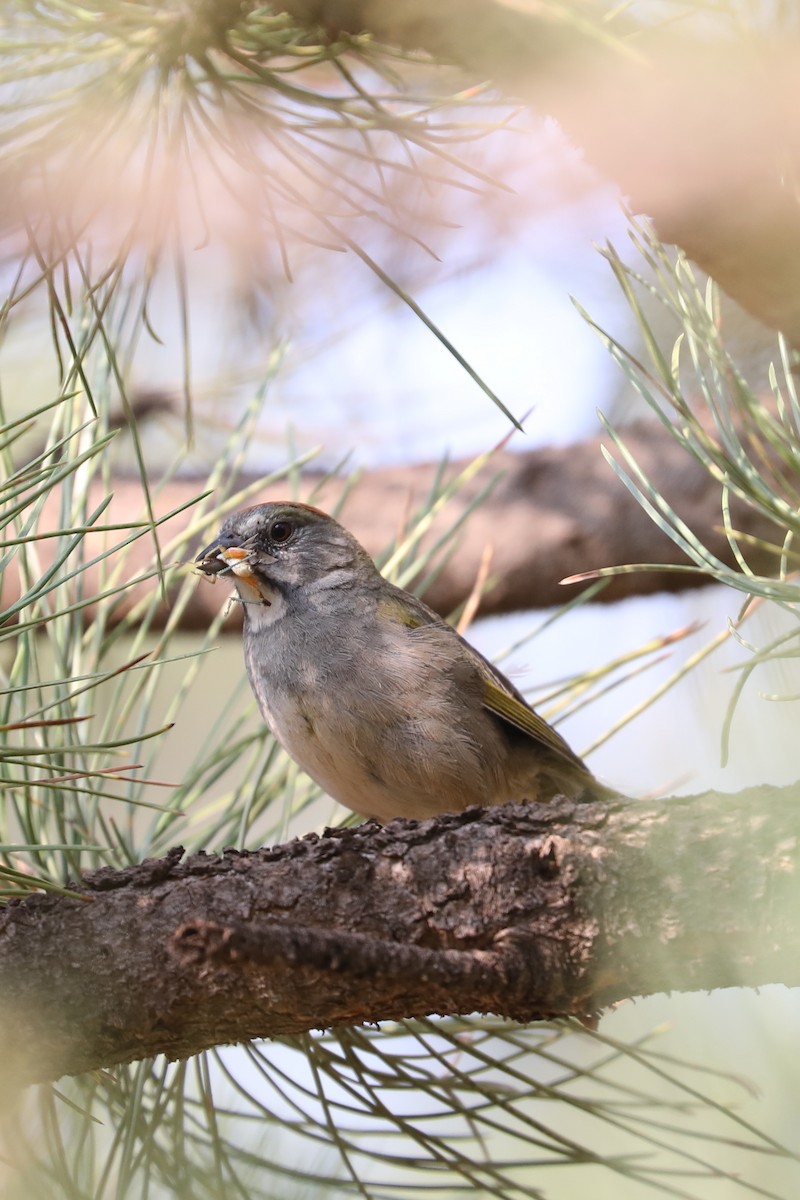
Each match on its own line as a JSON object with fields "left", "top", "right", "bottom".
{"left": 195, "top": 502, "right": 609, "bottom": 821}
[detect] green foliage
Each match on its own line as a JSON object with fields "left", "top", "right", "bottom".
{"left": 578, "top": 223, "right": 800, "bottom": 758}
{"left": 3, "top": 0, "right": 528, "bottom": 424}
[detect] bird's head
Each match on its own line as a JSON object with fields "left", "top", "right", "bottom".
{"left": 195, "top": 502, "right": 376, "bottom": 602}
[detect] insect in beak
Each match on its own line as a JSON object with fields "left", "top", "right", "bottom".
{"left": 195, "top": 543, "right": 259, "bottom": 582}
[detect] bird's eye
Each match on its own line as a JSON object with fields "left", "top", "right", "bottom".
{"left": 269, "top": 519, "right": 294, "bottom": 544}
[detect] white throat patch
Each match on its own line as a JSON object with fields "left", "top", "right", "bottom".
{"left": 231, "top": 577, "right": 285, "bottom": 629}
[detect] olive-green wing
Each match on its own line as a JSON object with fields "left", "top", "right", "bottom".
{"left": 482, "top": 677, "right": 587, "bottom": 770}
{"left": 381, "top": 582, "right": 591, "bottom": 775}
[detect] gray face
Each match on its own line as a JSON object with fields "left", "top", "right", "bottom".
{"left": 195, "top": 501, "right": 374, "bottom": 590}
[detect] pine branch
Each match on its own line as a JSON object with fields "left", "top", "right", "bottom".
{"left": 3, "top": 784, "right": 799, "bottom": 1087}
{"left": 0, "top": 421, "right": 781, "bottom": 628}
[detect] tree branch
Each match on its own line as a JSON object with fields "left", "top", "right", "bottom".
{"left": 2, "top": 421, "right": 778, "bottom": 628}
{"left": 3, "top": 784, "right": 799, "bottom": 1087}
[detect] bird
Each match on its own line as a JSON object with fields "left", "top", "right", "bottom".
{"left": 194, "top": 501, "right": 609, "bottom": 822}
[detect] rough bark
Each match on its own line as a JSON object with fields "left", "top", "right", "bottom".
{"left": 2, "top": 784, "right": 799, "bottom": 1087}
{"left": 2, "top": 422, "right": 779, "bottom": 628}
{"left": 282, "top": 1, "right": 800, "bottom": 345}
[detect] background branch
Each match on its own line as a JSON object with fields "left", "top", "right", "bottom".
{"left": 284, "top": 0, "right": 800, "bottom": 344}
{"left": 1, "top": 420, "right": 778, "bottom": 627}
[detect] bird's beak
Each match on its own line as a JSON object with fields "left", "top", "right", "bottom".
{"left": 194, "top": 537, "right": 277, "bottom": 590}
{"left": 194, "top": 535, "right": 241, "bottom": 576}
